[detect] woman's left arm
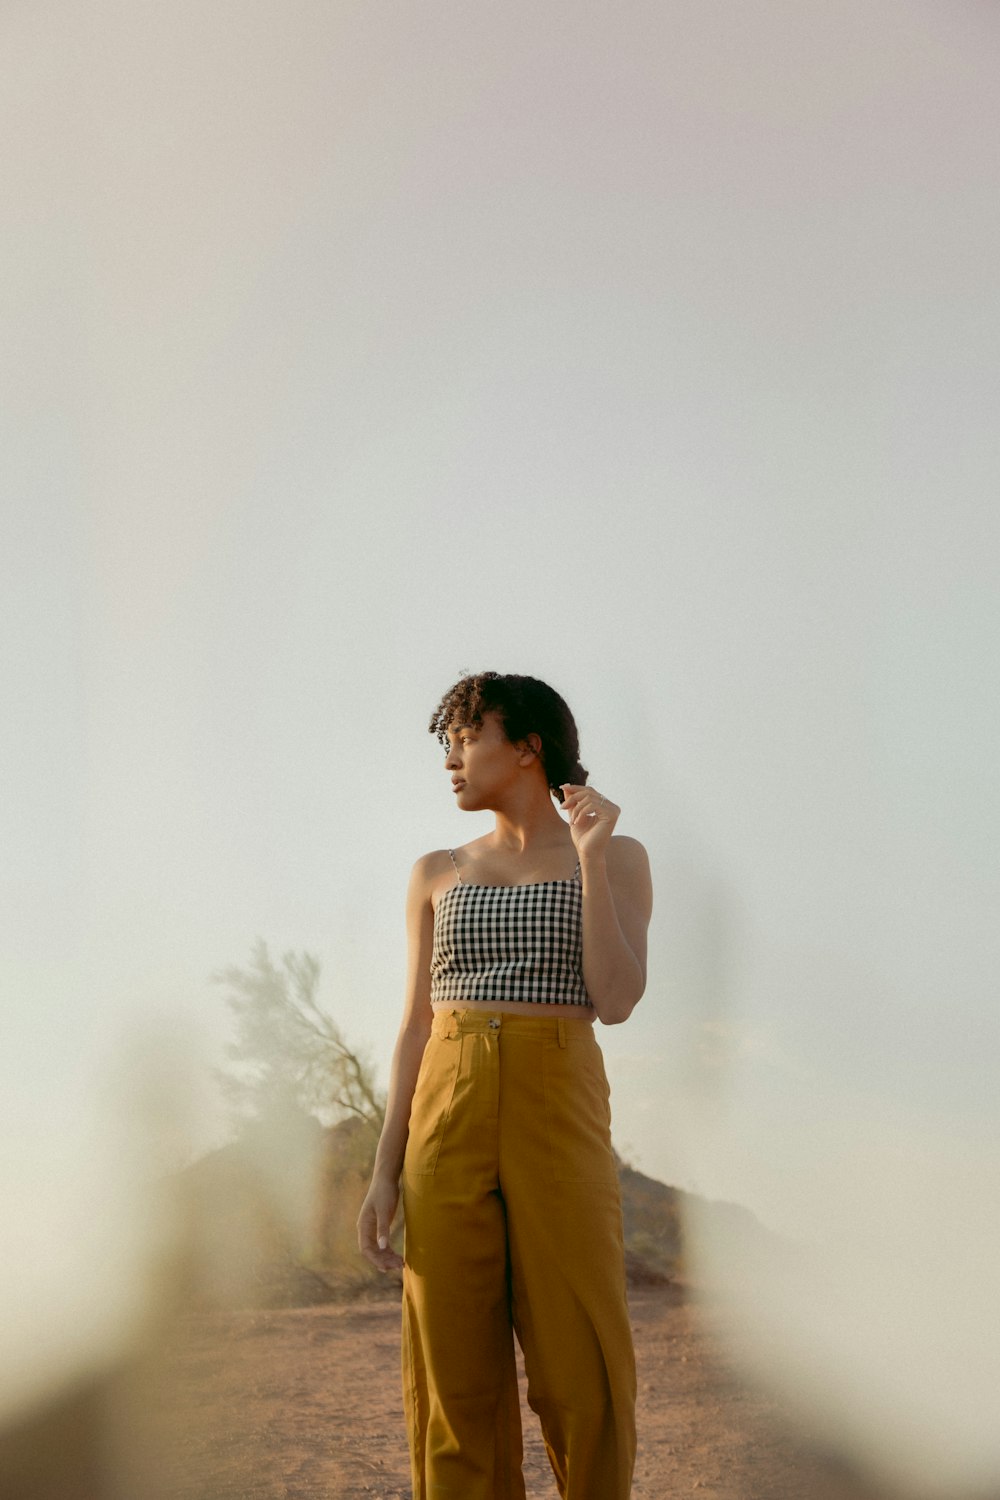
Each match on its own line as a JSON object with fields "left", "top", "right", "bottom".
{"left": 561, "top": 785, "right": 653, "bottom": 1025}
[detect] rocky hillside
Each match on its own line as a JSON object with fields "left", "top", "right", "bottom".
{"left": 162, "top": 1118, "right": 774, "bottom": 1310}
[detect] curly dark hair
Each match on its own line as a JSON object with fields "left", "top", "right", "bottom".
{"left": 428, "top": 671, "right": 588, "bottom": 802}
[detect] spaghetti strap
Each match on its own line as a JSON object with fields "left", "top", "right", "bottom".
{"left": 447, "top": 849, "right": 463, "bottom": 885}
{"left": 573, "top": 859, "right": 581, "bottom": 882}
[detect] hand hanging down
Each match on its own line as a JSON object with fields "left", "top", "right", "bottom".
{"left": 357, "top": 1174, "right": 404, "bottom": 1274}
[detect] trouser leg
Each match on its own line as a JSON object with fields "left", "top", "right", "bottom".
{"left": 402, "top": 1185, "right": 524, "bottom": 1500}
{"left": 502, "top": 1025, "right": 636, "bottom": 1500}
{"left": 401, "top": 1020, "right": 525, "bottom": 1500}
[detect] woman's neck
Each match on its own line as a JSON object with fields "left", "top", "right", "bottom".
{"left": 489, "top": 793, "right": 570, "bottom": 856}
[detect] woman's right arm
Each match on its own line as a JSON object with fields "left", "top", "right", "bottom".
{"left": 356, "top": 853, "right": 438, "bottom": 1273}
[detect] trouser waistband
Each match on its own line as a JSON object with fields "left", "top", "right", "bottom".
{"left": 431, "top": 1008, "right": 594, "bottom": 1046}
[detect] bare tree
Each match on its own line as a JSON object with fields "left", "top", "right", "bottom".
{"left": 215, "top": 940, "right": 385, "bottom": 1134}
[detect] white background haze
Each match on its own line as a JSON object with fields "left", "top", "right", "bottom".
{"left": 3, "top": 2, "right": 999, "bottom": 1492}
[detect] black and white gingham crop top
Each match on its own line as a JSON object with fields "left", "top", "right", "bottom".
{"left": 429, "top": 851, "right": 592, "bottom": 1008}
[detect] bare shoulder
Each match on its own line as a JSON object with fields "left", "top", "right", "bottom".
{"left": 411, "top": 848, "right": 454, "bottom": 888}
{"left": 412, "top": 847, "right": 455, "bottom": 878}
{"left": 607, "top": 835, "right": 650, "bottom": 874}
{"left": 409, "top": 847, "right": 461, "bottom": 910}
{"left": 606, "top": 836, "right": 653, "bottom": 914}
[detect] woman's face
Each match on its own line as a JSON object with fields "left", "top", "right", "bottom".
{"left": 443, "top": 712, "right": 523, "bottom": 811}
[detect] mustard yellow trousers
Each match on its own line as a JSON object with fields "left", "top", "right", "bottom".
{"left": 401, "top": 1009, "right": 636, "bottom": 1500}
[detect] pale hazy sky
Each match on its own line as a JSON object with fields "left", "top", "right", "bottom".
{"left": 3, "top": 2, "right": 1000, "bottom": 1481}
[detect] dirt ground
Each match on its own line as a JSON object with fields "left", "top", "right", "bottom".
{"left": 96, "top": 1283, "right": 897, "bottom": 1500}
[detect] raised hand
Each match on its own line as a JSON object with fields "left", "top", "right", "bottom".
{"left": 560, "top": 783, "right": 620, "bottom": 856}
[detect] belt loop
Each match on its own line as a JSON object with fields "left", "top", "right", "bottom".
{"left": 557, "top": 1017, "right": 567, "bottom": 1049}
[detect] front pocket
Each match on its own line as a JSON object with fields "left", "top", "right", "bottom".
{"left": 542, "top": 1037, "right": 619, "bottom": 1185}
{"left": 403, "top": 1034, "right": 463, "bottom": 1176}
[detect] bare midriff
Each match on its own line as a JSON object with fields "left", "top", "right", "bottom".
{"left": 430, "top": 998, "right": 595, "bottom": 1020}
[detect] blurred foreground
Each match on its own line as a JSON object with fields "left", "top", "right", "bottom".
{"left": 1, "top": 1282, "right": 900, "bottom": 1500}
{"left": 3, "top": 981, "right": 998, "bottom": 1500}
{"left": 3, "top": 1103, "right": 992, "bottom": 1500}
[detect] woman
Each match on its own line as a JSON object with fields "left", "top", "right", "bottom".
{"left": 357, "top": 671, "right": 653, "bottom": 1500}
